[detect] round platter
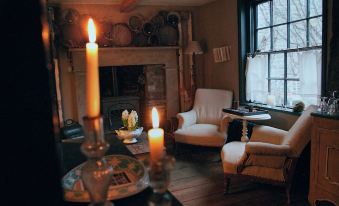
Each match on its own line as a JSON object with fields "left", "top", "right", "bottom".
{"left": 62, "top": 155, "right": 149, "bottom": 202}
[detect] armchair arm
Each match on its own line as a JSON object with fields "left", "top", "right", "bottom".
{"left": 245, "top": 142, "right": 291, "bottom": 156}
{"left": 219, "top": 115, "right": 232, "bottom": 133}
{"left": 176, "top": 110, "right": 197, "bottom": 129}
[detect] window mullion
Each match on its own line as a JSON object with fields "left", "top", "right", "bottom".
{"left": 270, "top": 0, "right": 273, "bottom": 51}
{"left": 287, "top": 0, "right": 291, "bottom": 48}
{"left": 284, "top": 52, "right": 288, "bottom": 106}
{"left": 306, "top": 0, "right": 310, "bottom": 46}
{"left": 268, "top": 54, "right": 271, "bottom": 93}
{"left": 269, "top": 0, "right": 273, "bottom": 95}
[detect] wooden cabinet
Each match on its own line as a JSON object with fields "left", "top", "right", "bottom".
{"left": 309, "top": 116, "right": 339, "bottom": 206}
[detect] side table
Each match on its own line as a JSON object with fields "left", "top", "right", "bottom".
{"left": 223, "top": 113, "right": 271, "bottom": 142}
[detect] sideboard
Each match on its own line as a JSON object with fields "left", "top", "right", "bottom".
{"left": 309, "top": 113, "right": 339, "bottom": 206}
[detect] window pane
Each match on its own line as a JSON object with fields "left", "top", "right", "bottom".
{"left": 310, "top": 0, "right": 322, "bottom": 17}
{"left": 273, "top": 25, "right": 287, "bottom": 50}
{"left": 270, "top": 53, "right": 285, "bottom": 78}
{"left": 273, "top": 0, "right": 287, "bottom": 25}
{"left": 287, "top": 51, "right": 300, "bottom": 78}
{"left": 246, "top": 54, "right": 269, "bottom": 103}
{"left": 257, "top": 2, "right": 270, "bottom": 28}
{"left": 290, "top": 20, "right": 307, "bottom": 48}
{"left": 270, "top": 80, "right": 284, "bottom": 106}
{"left": 290, "top": 0, "right": 307, "bottom": 21}
{"left": 287, "top": 50, "right": 321, "bottom": 107}
{"left": 287, "top": 81, "right": 302, "bottom": 106}
{"left": 257, "top": 28, "right": 271, "bottom": 51}
{"left": 309, "top": 17, "right": 322, "bottom": 46}
{"left": 287, "top": 81, "right": 317, "bottom": 106}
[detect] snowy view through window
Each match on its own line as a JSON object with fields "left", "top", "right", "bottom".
{"left": 254, "top": 0, "right": 322, "bottom": 107}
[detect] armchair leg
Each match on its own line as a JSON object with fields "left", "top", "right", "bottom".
{"left": 173, "top": 141, "right": 179, "bottom": 156}
{"left": 224, "top": 175, "right": 231, "bottom": 194}
{"left": 285, "top": 185, "right": 292, "bottom": 205}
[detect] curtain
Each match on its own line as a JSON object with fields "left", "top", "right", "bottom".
{"left": 298, "top": 50, "right": 322, "bottom": 106}
{"left": 246, "top": 55, "right": 268, "bottom": 103}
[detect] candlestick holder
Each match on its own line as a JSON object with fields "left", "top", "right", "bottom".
{"left": 81, "top": 116, "right": 114, "bottom": 206}
{"left": 145, "top": 155, "right": 175, "bottom": 206}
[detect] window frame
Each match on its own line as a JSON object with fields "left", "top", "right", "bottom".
{"left": 238, "top": 0, "right": 327, "bottom": 109}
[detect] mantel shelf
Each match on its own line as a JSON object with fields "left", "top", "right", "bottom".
{"left": 69, "top": 46, "right": 180, "bottom": 53}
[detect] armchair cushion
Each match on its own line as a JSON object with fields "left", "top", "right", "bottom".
{"left": 174, "top": 124, "right": 226, "bottom": 147}
{"left": 176, "top": 110, "right": 197, "bottom": 129}
{"left": 221, "top": 142, "right": 247, "bottom": 174}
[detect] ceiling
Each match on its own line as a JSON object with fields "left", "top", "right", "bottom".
{"left": 49, "top": 0, "right": 218, "bottom": 6}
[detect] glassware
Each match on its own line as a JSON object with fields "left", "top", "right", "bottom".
{"left": 328, "top": 99, "right": 339, "bottom": 115}
{"left": 318, "top": 97, "right": 328, "bottom": 112}
{"left": 146, "top": 155, "right": 175, "bottom": 206}
{"left": 232, "top": 100, "right": 240, "bottom": 110}
{"left": 81, "top": 116, "right": 114, "bottom": 206}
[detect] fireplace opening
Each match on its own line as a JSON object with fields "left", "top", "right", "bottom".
{"left": 100, "top": 65, "right": 144, "bottom": 131}
{"left": 100, "top": 65, "right": 145, "bottom": 98}
{"left": 100, "top": 65, "right": 166, "bottom": 132}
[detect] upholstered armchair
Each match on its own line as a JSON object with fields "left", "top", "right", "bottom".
{"left": 221, "top": 105, "right": 317, "bottom": 204}
{"left": 174, "top": 88, "right": 233, "bottom": 147}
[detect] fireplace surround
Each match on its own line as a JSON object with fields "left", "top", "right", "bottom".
{"left": 69, "top": 47, "right": 180, "bottom": 127}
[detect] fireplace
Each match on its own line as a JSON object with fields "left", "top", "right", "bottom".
{"left": 69, "top": 47, "right": 179, "bottom": 130}
{"left": 100, "top": 65, "right": 167, "bottom": 131}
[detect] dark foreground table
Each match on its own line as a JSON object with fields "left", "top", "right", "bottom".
{"left": 61, "top": 134, "right": 182, "bottom": 206}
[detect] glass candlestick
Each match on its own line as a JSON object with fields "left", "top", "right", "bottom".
{"left": 146, "top": 155, "right": 175, "bottom": 206}
{"left": 81, "top": 116, "right": 114, "bottom": 206}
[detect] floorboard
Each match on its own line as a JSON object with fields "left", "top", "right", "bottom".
{"left": 164, "top": 146, "right": 310, "bottom": 206}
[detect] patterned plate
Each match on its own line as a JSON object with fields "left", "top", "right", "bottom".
{"left": 62, "top": 155, "right": 149, "bottom": 202}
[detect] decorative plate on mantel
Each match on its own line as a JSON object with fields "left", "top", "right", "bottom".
{"left": 62, "top": 155, "right": 149, "bottom": 202}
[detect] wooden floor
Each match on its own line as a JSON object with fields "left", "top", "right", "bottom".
{"left": 165, "top": 147, "right": 310, "bottom": 206}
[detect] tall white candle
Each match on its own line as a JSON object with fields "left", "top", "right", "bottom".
{"left": 148, "top": 107, "right": 164, "bottom": 163}
{"left": 86, "top": 18, "right": 100, "bottom": 117}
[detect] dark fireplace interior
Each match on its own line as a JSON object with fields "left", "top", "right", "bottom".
{"left": 100, "top": 65, "right": 145, "bottom": 98}
{"left": 99, "top": 65, "right": 166, "bottom": 132}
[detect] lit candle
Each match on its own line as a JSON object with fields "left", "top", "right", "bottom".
{"left": 266, "top": 94, "right": 276, "bottom": 107}
{"left": 86, "top": 18, "right": 100, "bottom": 117}
{"left": 148, "top": 107, "right": 164, "bottom": 163}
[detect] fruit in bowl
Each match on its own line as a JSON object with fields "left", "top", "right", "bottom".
{"left": 115, "top": 127, "right": 143, "bottom": 144}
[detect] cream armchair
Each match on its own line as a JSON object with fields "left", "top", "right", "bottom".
{"left": 221, "top": 105, "right": 317, "bottom": 204}
{"left": 174, "top": 88, "right": 233, "bottom": 147}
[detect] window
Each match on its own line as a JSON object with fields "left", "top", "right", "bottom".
{"left": 246, "top": 0, "right": 323, "bottom": 107}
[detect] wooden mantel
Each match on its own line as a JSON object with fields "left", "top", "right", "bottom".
{"left": 69, "top": 46, "right": 180, "bottom": 71}
{"left": 68, "top": 46, "right": 180, "bottom": 124}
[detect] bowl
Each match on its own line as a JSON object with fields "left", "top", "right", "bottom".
{"left": 115, "top": 127, "right": 143, "bottom": 144}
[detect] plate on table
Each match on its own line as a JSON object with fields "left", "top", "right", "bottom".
{"left": 62, "top": 155, "right": 149, "bottom": 202}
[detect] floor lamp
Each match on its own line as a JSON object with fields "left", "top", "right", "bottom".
{"left": 185, "top": 41, "right": 203, "bottom": 94}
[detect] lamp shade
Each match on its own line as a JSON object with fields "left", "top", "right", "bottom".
{"left": 185, "top": 41, "right": 203, "bottom": 55}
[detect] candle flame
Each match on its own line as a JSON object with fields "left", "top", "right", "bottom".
{"left": 151, "top": 107, "right": 159, "bottom": 128}
{"left": 88, "top": 18, "right": 96, "bottom": 43}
